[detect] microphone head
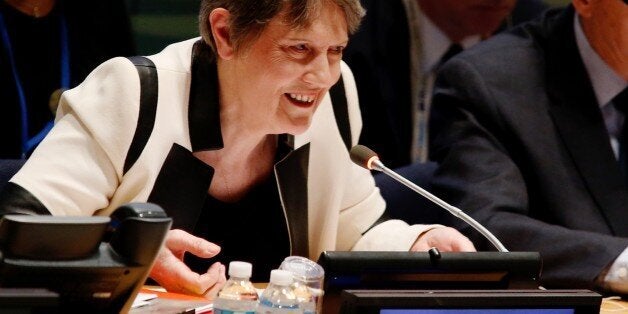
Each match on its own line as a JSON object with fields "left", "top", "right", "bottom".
{"left": 350, "top": 145, "right": 380, "bottom": 170}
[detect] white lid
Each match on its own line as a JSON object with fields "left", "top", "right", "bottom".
{"left": 269, "top": 269, "right": 293, "bottom": 286}
{"left": 228, "top": 261, "right": 252, "bottom": 278}
{"left": 280, "top": 256, "right": 324, "bottom": 281}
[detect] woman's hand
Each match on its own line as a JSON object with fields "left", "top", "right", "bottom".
{"left": 410, "top": 226, "right": 476, "bottom": 252}
{"left": 149, "top": 229, "right": 226, "bottom": 299}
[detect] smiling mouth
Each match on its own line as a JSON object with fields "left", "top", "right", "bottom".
{"left": 285, "top": 93, "right": 316, "bottom": 107}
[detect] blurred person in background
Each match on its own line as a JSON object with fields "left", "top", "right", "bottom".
{"left": 343, "top": 0, "right": 548, "bottom": 168}
{"left": 342, "top": 0, "right": 548, "bottom": 225}
{"left": 0, "top": 0, "right": 135, "bottom": 158}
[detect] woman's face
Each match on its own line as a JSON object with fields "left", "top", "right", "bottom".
{"left": 227, "top": 2, "right": 349, "bottom": 135}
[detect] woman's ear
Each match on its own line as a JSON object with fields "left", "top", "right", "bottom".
{"left": 209, "top": 8, "right": 235, "bottom": 60}
{"left": 572, "top": 0, "right": 593, "bottom": 19}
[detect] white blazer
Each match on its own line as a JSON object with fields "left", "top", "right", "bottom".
{"left": 10, "top": 38, "right": 437, "bottom": 260}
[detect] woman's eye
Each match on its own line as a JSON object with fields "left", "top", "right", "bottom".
{"left": 292, "top": 44, "right": 308, "bottom": 52}
{"left": 330, "top": 46, "right": 344, "bottom": 54}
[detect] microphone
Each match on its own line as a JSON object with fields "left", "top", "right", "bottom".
{"left": 350, "top": 145, "right": 509, "bottom": 252}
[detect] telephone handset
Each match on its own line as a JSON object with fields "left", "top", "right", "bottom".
{"left": 0, "top": 202, "right": 172, "bottom": 313}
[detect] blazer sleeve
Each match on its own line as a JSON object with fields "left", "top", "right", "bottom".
{"left": 335, "top": 61, "right": 441, "bottom": 251}
{"left": 9, "top": 57, "right": 142, "bottom": 216}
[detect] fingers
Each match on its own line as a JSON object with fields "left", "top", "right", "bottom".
{"left": 165, "top": 229, "right": 221, "bottom": 258}
{"left": 150, "top": 230, "right": 226, "bottom": 296}
{"left": 410, "top": 240, "right": 432, "bottom": 252}
{"left": 411, "top": 227, "right": 476, "bottom": 252}
{"left": 452, "top": 235, "right": 476, "bottom": 252}
{"left": 202, "top": 262, "right": 227, "bottom": 300}
{"left": 150, "top": 247, "right": 194, "bottom": 293}
{"left": 150, "top": 247, "right": 225, "bottom": 295}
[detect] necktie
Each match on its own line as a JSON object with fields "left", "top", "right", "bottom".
{"left": 614, "top": 88, "right": 628, "bottom": 183}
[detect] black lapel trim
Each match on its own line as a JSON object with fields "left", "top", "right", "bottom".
{"left": 124, "top": 56, "right": 158, "bottom": 174}
{"left": 0, "top": 183, "right": 51, "bottom": 216}
{"left": 275, "top": 142, "right": 309, "bottom": 257}
{"left": 148, "top": 144, "right": 214, "bottom": 231}
{"left": 189, "top": 40, "right": 224, "bottom": 152}
{"left": 329, "top": 75, "right": 352, "bottom": 150}
{"left": 546, "top": 6, "right": 628, "bottom": 237}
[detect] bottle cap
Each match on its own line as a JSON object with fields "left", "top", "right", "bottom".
{"left": 228, "top": 261, "right": 252, "bottom": 278}
{"left": 269, "top": 269, "right": 293, "bottom": 286}
{"left": 280, "top": 256, "right": 324, "bottom": 286}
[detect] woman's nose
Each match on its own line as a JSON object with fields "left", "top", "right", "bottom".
{"left": 302, "top": 53, "right": 337, "bottom": 87}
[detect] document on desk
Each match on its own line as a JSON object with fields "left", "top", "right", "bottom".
{"left": 182, "top": 303, "right": 213, "bottom": 314}
{"left": 130, "top": 288, "right": 213, "bottom": 313}
{"left": 132, "top": 292, "right": 158, "bottom": 308}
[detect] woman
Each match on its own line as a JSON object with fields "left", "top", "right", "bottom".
{"left": 0, "top": 0, "right": 474, "bottom": 298}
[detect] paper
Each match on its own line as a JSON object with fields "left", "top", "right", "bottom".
{"left": 131, "top": 292, "right": 158, "bottom": 308}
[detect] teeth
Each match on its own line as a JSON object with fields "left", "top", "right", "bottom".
{"left": 289, "top": 93, "right": 314, "bottom": 103}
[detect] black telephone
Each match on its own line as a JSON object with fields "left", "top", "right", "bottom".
{"left": 0, "top": 203, "right": 172, "bottom": 313}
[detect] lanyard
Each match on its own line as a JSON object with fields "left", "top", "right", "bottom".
{"left": 0, "top": 9, "right": 69, "bottom": 158}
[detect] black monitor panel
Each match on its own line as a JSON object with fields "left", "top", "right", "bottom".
{"left": 317, "top": 251, "right": 542, "bottom": 313}
{"left": 339, "top": 289, "right": 602, "bottom": 314}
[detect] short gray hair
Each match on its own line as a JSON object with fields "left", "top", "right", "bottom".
{"left": 199, "top": 0, "right": 364, "bottom": 53}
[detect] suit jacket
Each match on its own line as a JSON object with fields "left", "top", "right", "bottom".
{"left": 0, "top": 0, "right": 135, "bottom": 158}
{"left": 343, "top": 0, "right": 548, "bottom": 168}
{"left": 3, "top": 39, "right": 434, "bottom": 261}
{"left": 429, "top": 6, "right": 628, "bottom": 290}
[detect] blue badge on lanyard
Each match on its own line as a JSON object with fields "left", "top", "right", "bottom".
{"left": 0, "top": 9, "right": 69, "bottom": 158}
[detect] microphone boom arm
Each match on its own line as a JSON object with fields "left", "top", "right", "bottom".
{"left": 371, "top": 159, "right": 509, "bottom": 253}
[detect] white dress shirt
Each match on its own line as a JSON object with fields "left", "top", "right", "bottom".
{"left": 401, "top": 0, "right": 479, "bottom": 162}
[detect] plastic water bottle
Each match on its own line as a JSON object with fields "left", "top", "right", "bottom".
{"left": 279, "top": 256, "right": 324, "bottom": 314}
{"left": 214, "top": 261, "right": 259, "bottom": 314}
{"left": 257, "top": 269, "right": 301, "bottom": 314}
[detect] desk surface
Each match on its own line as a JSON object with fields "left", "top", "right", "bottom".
{"left": 600, "top": 297, "right": 628, "bottom": 313}
{"left": 130, "top": 288, "right": 627, "bottom": 314}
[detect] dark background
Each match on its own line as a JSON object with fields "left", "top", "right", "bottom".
{"left": 126, "top": 0, "right": 199, "bottom": 55}
{"left": 126, "top": 0, "right": 569, "bottom": 56}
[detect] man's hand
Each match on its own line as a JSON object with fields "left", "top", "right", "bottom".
{"left": 411, "top": 227, "right": 476, "bottom": 252}
{"left": 149, "top": 229, "right": 226, "bottom": 299}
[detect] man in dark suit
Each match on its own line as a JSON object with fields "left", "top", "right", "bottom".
{"left": 342, "top": 0, "right": 548, "bottom": 224}
{"left": 429, "top": 0, "right": 628, "bottom": 293}
{"left": 343, "top": 0, "right": 547, "bottom": 168}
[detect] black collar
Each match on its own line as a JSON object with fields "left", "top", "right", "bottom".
{"left": 188, "top": 40, "right": 224, "bottom": 152}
